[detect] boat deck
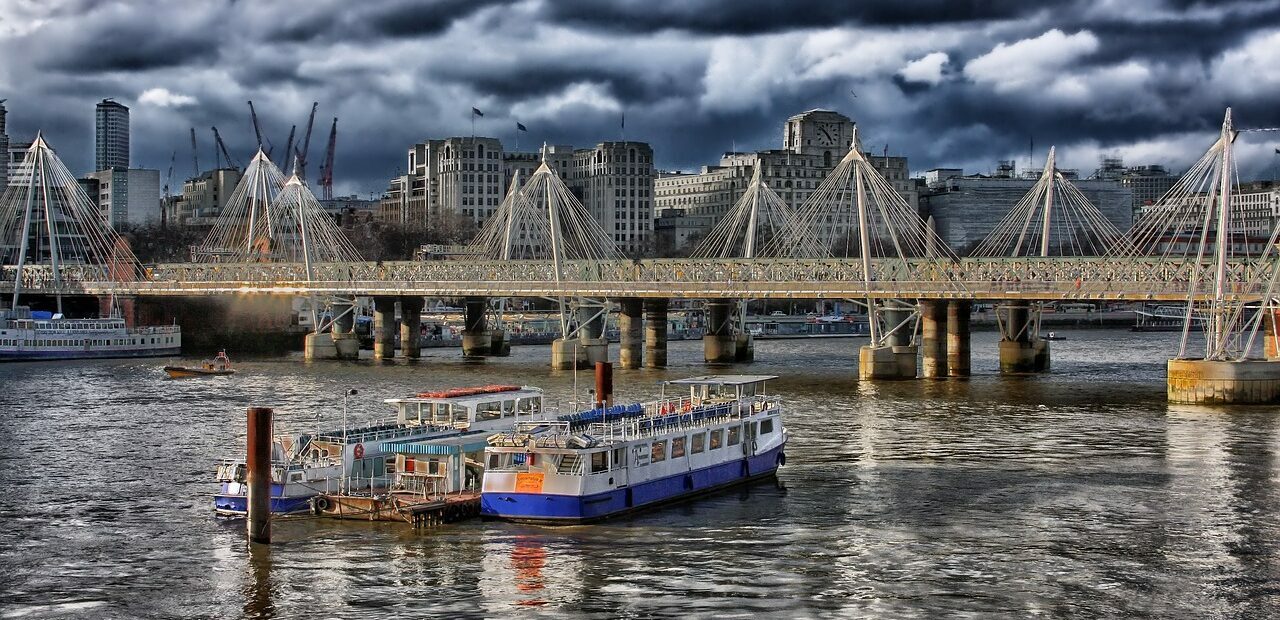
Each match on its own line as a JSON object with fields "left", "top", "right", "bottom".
{"left": 312, "top": 491, "right": 481, "bottom": 528}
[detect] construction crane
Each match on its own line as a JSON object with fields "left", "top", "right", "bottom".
{"left": 164, "top": 150, "right": 175, "bottom": 198}
{"left": 189, "top": 127, "right": 199, "bottom": 176}
{"left": 296, "top": 102, "right": 319, "bottom": 180}
{"left": 318, "top": 117, "right": 337, "bottom": 200}
{"left": 210, "top": 126, "right": 239, "bottom": 171}
{"left": 247, "top": 100, "right": 272, "bottom": 158}
{"left": 279, "top": 124, "right": 296, "bottom": 171}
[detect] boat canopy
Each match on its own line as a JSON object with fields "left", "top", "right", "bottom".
{"left": 664, "top": 375, "right": 778, "bottom": 387}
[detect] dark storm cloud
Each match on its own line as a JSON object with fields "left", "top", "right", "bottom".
{"left": 3, "top": 0, "right": 1280, "bottom": 194}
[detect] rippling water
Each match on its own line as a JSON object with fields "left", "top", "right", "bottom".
{"left": 2, "top": 329, "right": 1280, "bottom": 618}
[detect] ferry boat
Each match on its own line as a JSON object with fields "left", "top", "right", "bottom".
{"left": 0, "top": 306, "right": 181, "bottom": 361}
{"left": 214, "top": 385, "right": 548, "bottom": 516}
{"left": 481, "top": 375, "right": 787, "bottom": 523}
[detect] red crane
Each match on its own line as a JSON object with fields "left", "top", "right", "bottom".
{"left": 318, "top": 117, "right": 337, "bottom": 200}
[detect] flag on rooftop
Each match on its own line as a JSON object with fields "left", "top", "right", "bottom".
{"left": 472, "top": 107, "right": 484, "bottom": 117}
{"left": 517, "top": 122, "right": 527, "bottom": 132}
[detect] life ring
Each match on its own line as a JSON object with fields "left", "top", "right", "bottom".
{"left": 353, "top": 443, "right": 365, "bottom": 459}
{"left": 682, "top": 402, "right": 692, "bottom": 413}
{"left": 313, "top": 496, "right": 331, "bottom": 513}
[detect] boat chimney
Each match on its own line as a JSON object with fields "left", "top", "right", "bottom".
{"left": 594, "top": 361, "right": 613, "bottom": 408}
{"left": 246, "top": 407, "right": 273, "bottom": 544}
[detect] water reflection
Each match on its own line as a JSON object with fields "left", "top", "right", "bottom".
{"left": 243, "top": 544, "right": 276, "bottom": 620}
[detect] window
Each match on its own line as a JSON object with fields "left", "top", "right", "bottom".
{"left": 671, "top": 436, "right": 686, "bottom": 458}
{"left": 691, "top": 432, "right": 706, "bottom": 454}
{"left": 651, "top": 440, "right": 667, "bottom": 462}
{"left": 476, "top": 400, "right": 502, "bottom": 421}
{"left": 591, "top": 451, "right": 608, "bottom": 473}
{"left": 761, "top": 419, "right": 774, "bottom": 435}
{"left": 728, "top": 426, "right": 741, "bottom": 446}
{"left": 709, "top": 429, "right": 723, "bottom": 450}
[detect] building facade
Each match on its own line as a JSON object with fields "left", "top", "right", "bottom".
{"left": 82, "top": 167, "right": 161, "bottom": 227}
{"left": 1094, "top": 157, "right": 1181, "bottom": 219}
{"left": 0, "top": 100, "right": 8, "bottom": 195}
{"left": 169, "top": 168, "right": 242, "bottom": 228}
{"left": 95, "top": 99, "right": 130, "bottom": 172}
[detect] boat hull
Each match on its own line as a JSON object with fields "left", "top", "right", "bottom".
{"left": 482, "top": 443, "right": 786, "bottom": 524}
{"left": 214, "top": 493, "right": 315, "bottom": 516}
{"left": 0, "top": 345, "right": 181, "bottom": 362}
{"left": 164, "top": 366, "right": 235, "bottom": 378}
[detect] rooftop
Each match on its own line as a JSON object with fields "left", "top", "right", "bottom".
{"left": 665, "top": 374, "right": 779, "bottom": 386}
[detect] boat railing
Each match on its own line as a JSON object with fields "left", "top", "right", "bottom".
{"left": 488, "top": 420, "right": 572, "bottom": 448}
{"left": 587, "top": 395, "right": 779, "bottom": 442}
{"left": 312, "top": 422, "right": 449, "bottom": 445}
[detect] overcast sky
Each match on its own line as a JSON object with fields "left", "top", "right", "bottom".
{"left": 2, "top": 0, "right": 1279, "bottom": 196}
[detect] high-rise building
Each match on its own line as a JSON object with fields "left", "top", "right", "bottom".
{"left": 1093, "top": 157, "right": 1180, "bottom": 220}
{"left": 0, "top": 100, "right": 9, "bottom": 194}
{"left": 82, "top": 167, "right": 161, "bottom": 227}
{"left": 95, "top": 98, "right": 130, "bottom": 171}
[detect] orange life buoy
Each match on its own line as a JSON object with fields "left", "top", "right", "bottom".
{"left": 353, "top": 443, "right": 365, "bottom": 459}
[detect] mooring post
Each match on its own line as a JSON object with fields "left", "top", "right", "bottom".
{"left": 246, "top": 406, "right": 273, "bottom": 545}
{"left": 595, "top": 361, "right": 613, "bottom": 408}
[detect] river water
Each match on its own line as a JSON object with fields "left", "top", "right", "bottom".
{"left": 2, "top": 329, "right": 1279, "bottom": 618}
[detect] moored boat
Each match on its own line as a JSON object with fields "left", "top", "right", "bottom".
{"left": 164, "top": 350, "right": 234, "bottom": 378}
{"left": 0, "top": 307, "right": 181, "bottom": 362}
{"left": 214, "top": 385, "right": 548, "bottom": 516}
{"left": 481, "top": 375, "right": 788, "bottom": 524}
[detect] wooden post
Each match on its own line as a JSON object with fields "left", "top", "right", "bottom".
{"left": 246, "top": 407, "right": 273, "bottom": 544}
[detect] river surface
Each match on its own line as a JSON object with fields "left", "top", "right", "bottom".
{"left": 2, "top": 329, "right": 1279, "bottom": 619}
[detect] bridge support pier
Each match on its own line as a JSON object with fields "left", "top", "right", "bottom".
{"left": 704, "top": 299, "right": 737, "bottom": 365}
{"left": 372, "top": 297, "right": 398, "bottom": 359}
{"left": 920, "top": 300, "right": 947, "bottom": 378}
{"left": 399, "top": 296, "right": 424, "bottom": 359}
{"left": 644, "top": 299, "right": 668, "bottom": 368}
{"left": 619, "top": 298, "right": 643, "bottom": 369}
{"left": 1265, "top": 309, "right": 1280, "bottom": 360}
{"left": 332, "top": 296, "right": 361, "bottom": 360}
{"left": 859, "top": 300, "right": 917, "bottom": 380}
{"left": 1168, "top": 359, "right": 1280, "bottom": 404}
{"left": 947, "top": 301, "right": 971, "bottom": 378}
{"left": 461, "top": 297, "right": 490, "bottom": 357}
{"left": 998, "top": 301, "right": 1049, "bottom": 374}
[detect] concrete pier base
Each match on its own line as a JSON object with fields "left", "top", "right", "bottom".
{"left": 619, "top": 298, "right": 643, "bottom": 369}
{"left": 734, "top": 332, "right": 754, "bottom": 363}
{"left": 333, "top": 332, "right": 361, "bottom": 359}
{"left": 920, "top": 300, "right": 947, "bottom": 378}
{"left": 947, "top": 301, "right": 971, "bottom": 377}
{"left": 551, "top": 337, "right": 610, "bottom": 370}
{"left": 1167, "top": 358, "right": 1280, "bottom": 404}
{"left": 704, "top": 333, "right": 737, "bottom": 365}
{"left": 489, "top": 330, "right": 511, "bottom": 357}
{"left": 999, "top": 338, "right": 1051, "bottom": 374}
{"left": 644, "top": 299, "right": 668, "bottom": 368}
{"left": 461, "top": 330, "right": 491, "bottom": 357}
{"left": 304, "top": 332, "right": 337, "bottom": 360}
{"left": 372, "top": 297, "right": 397, "bottom": 360}
{"left": 399, "top": 296, "right": 424, "bottom": 359}
{"left": 859, "top": 344, "right": 918, "bottom": 380}
{"left": 461, "top": 296, "right": 490, "bottom": 357}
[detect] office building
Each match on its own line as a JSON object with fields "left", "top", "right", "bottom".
{"left": 0, "top": 100, "right": 8, "bottom": 194}
{"left": 95, "top": 98, "right": 130, "bottom": 171}
{"left": 169, "top": 168, "right": 243, "bottom": 228}
{"left": 82, "top": 167, "right": 161, "bottom": 227}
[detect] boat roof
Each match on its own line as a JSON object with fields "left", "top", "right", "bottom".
{"left": 384, "top": 386, "right": 543, "bottom": 406}
{"left": 665, "top": 374, "right": 778, "bottom": 386}
{"left": 384, "top": 432, "right": 490, "bottom": 456}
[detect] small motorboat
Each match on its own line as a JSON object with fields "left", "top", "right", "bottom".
{"left": 1045, "top": 332, "right": 1067, "bottom": 341}
{"left": 164, "top": 350, "right": 235, "bottom": 378}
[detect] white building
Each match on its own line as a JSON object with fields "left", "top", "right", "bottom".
{"left": 82, "top": 168, "right": 161, "bottom": 227}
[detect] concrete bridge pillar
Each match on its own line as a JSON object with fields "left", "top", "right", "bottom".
{"left": 1168, "top": 359, "right": 1280, "bottom": 404}
{"left": 331, "top": 295, "right": 361, "bottom": 360}
{"left": 618, "top": 298, "right": 643, "bottom": 369}
{"left": 998, "top": 300, "right": 1049, "bottom": 374}
{"left": 399, "top": 296, "right": 424, "bottom": 359}
{"left": 704, "top": 299, "right": 737, "bottom": 365}
{"left": 577, "top": 305, "right": 609, "bottom": 366}
{"left": 372, "top": 296, "right": 398, "bottom": 360}
{"left": 858, "top": 300, "right": 917, "bottom": 380}
{"left": 947, "top": 300, "right": 972, "bottom": 378}
{"left": 644, "top": 299, "right": 668, "bottom": 368}
{"left": 461, "top": 296, "right": 490, "bottom": 357}
{"left": 920, "top": 300, "right": 948, "bottom": 378}
{"left": 1265, "top": 308, "right": 1280, "bottom": 360}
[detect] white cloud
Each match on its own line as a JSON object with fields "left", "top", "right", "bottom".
{"left": 1209, "top": 29, "right": 1280, "bottom": 100}
{"left": 138, "top": 87, "right": 196, "bottom": 107}
{"left": 964, "top": 29, "right": 1100, "bottom": 92}
{"left": 898, "top": 52, "right": 949, "bottom": 85}
{"left": 510, "top": 82, "right": 621, "bottom": 121}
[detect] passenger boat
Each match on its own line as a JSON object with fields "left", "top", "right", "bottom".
{"left": 481, "top": 375, "right": 787, "bottom": 523}
{"left": 213, "top": 385, "right": 547, "bottom": 516}
{"left": 0, "top": 307, "right": 181, "bottom": 361}
{"left": 164, "top": 350, "right": 234, "bottom": 378}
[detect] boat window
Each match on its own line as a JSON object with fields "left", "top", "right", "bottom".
{"left": 709, "top": 429, "right": 723, "bottom": 450}
{"left": 611, "top": 448, "right": 624, "bottom": 469}
{"left": 741, "top": 383, "right": 757, "bottom": 397}
{"left": 728, "top": 426, "right": 741, "bottom": 446}
{"left": 488, "top": 453, "right": 500, "bottom": 469}
{"left": 476, "top": 400, "right": 502, "bottom": 421}
{"left": 671, "top": 436, "right": 686, "bottom": 459}
{"left": 591, "top": 451, "right": 608, "bottom": 473}
{"left": 451, "top": 403, "right": 469, "bottom": 423}
{"left": 651, "top": 440, "right": 667, "bottom": 462}
{"left": 502, "top": 399, "right": 517, "bottom": 417}
{"left": 691, "top": 432, "right": 706, "bottom": 454}
{"left": 761, "top": 418, "right": 774, "bottom": 435}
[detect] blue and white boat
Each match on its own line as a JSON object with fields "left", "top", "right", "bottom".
{"left": 0, "top": 307, "right": 181, "bottom": 361}
{"left": 481, "top": 375, "right": 787, "bottom": 523}
{"left": 214, "top": 385, "right": 548, "bottom": 516}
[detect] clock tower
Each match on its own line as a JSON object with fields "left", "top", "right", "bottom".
{"left": 783, "top": 109, "right": 855, "bottom": 158}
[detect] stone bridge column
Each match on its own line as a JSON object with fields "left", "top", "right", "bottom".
{"left": 399, "top": 296, "right": 424, "bottom": 359}
{"left": 331, "top": 296, "right": 361, "bottom": 359}
{"left": 947, "top": 300, "right": 972, "bottom": 378}
{"left": 858, "top": 299, "right": 917, "bottom": 380}
{"left": 920, "top": 300, "right": 947, "bottom": 378}
{"left": 618, "top": 298, "right": 643, "bottom": 369}
{"left": 461, "top": 296, "right": 490, "bottom": 357}
{"left": 577, "top": 305, "right": 610, "bottom": 366}
{"left": 704, "top": 299, "right": 738, "bottom": 364}
{"left": 372, "top": 296, "right": 398, "bottom": 360}
{"left": 644, "top": 298, "right": 668, "bottom": 368}
{"left": 998, "top": 300, "right": 1049, "bottom": 373}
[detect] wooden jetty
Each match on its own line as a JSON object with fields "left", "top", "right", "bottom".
{"left": 312, "top": 491, "right": 481, "bottom": 528}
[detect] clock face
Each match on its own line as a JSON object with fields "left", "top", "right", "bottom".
{"left": 814, "top": 122, "right": 839, "bottom": 147}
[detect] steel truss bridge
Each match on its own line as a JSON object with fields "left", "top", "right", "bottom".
{"left": 2, "top": 257, "right": 1272, "bottom": 303}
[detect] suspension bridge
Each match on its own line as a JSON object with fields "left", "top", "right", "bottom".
{"left": 3, "top": 110, "right": 1280, "bottom": 404}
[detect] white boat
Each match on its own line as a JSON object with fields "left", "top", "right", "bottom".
{"left": 214, "top": 385, "right": 548, "bottom": 516}
{"left": 481, "top": 375, "right": 788, "bottom": 523}
{"left": 0, "top": 307, "right": 181, "bottom": 361}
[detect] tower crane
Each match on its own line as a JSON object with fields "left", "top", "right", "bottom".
{"left": 319, "top": 117, "right": 337, "bottom": 200}
{"left": 189, "top": 127, "right": 199, "bottom": 176}
{"left": 296, "top": 102, "right": 319, "bottom": 179}
{"left": 210, "top": 126, "right": 239, "bottom": 171}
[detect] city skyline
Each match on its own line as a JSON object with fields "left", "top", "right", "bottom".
{"left": 1, "top": 0, "right": 1279, "bottom": 196}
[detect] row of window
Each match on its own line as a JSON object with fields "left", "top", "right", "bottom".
{"left": 2, "top": 335, "right": 175, "bottom": 347}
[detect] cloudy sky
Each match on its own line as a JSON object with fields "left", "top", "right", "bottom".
{"left": 2, "top": 0, "right": 1279, "bottom": 196}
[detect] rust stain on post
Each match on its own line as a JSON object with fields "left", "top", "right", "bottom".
{"left": 246, "top": 407, "right": 273, "bottom": 544}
